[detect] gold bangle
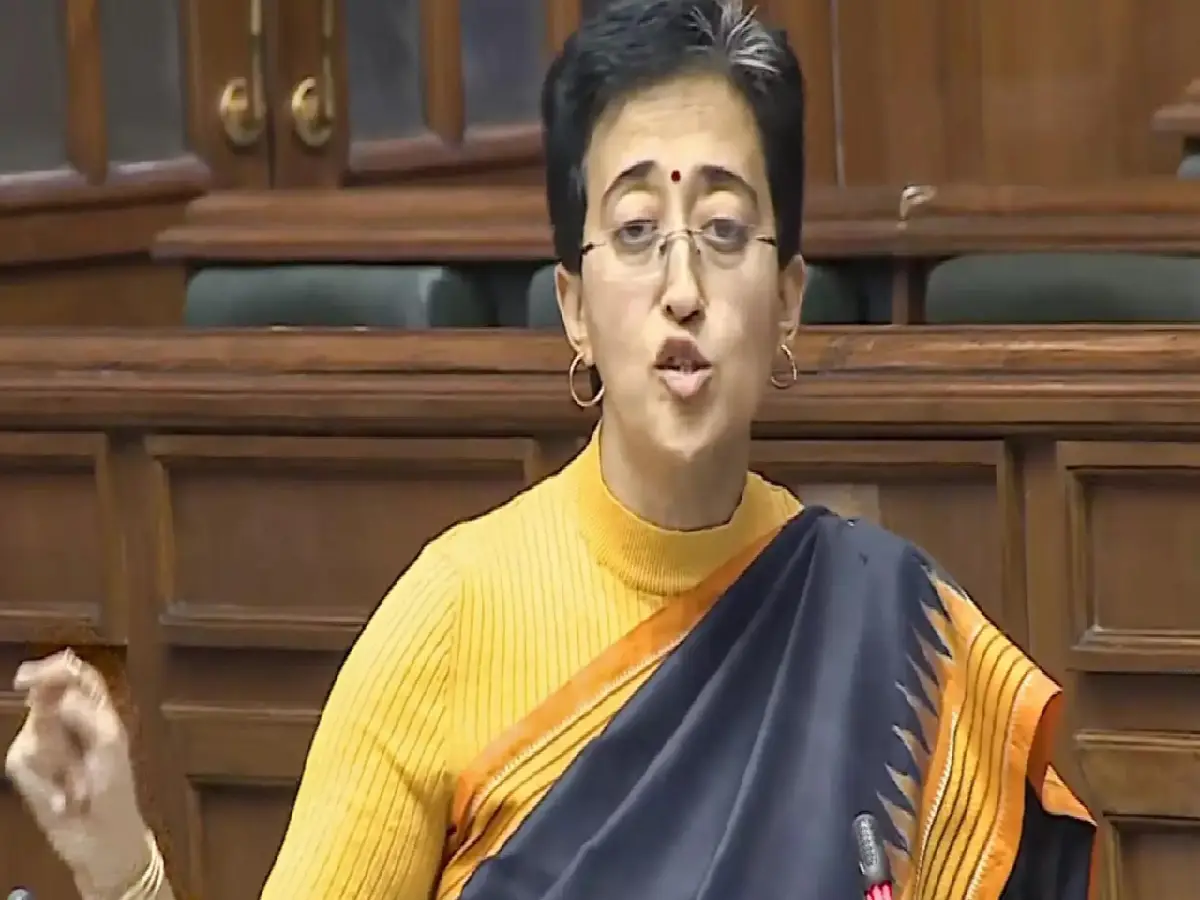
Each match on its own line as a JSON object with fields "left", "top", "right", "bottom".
{"left": 114, "top": 832, "right": 165, "bottom": 900}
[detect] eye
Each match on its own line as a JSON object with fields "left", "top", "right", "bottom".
{"left": 613, "top": 219, "right": 659, "bottom": 251}
{"left": 700, "top": 217, "right": 751, "bottom": 252}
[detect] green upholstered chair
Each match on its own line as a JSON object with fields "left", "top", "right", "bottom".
{"left": 526, "top": 263, "right": 563, "bottom": 330}
{"left": 464, "top": 262, "right": 545, "bottom": 328}
{"left": 801, "top": 262, "right": 895, "bottom": 324}
{"left": 184, "top": 265, "right": 492, "bottom": 327}
{"left": 799, "top": 264, "right": 859, "bottom": 323}
{"left": 926, "top": 253, "right": 1200, "bottom": 323}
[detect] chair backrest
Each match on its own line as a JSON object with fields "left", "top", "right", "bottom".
{"left": 184, "top": 266, "right": 493, "bottom": 328}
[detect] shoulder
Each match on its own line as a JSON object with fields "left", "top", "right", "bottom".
{"left": 803, "top": 511, "right": 972, "bottom": 612}
{"left": 804, "top": 510, "right": 996, "bottom": 642}
{"left": 747, "top": 471, "right": 804, "bottom": 521}
{"left": 427, "top": 464, "right": 576, "bottom": 573}
{"left": 807, "top": 510, "right": 925, "bottom": 574}
{"left": 374, "top": 465, "right": 575, "bottom": 633}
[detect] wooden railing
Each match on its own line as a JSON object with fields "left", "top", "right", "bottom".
{"left": 1, "top": 327, "right": 1199, "bottom": 897}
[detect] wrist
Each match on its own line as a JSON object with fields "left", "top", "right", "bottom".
{"left": 76, "top": 829, "right": 161, "bottom": 900}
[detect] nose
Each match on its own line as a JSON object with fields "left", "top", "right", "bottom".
{"left": 658, "top": 232, "right": 704, "bottom": 324}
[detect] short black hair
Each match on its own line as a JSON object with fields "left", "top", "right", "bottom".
{"left": 541, "top": 0, "right": 806, "bottom": 275}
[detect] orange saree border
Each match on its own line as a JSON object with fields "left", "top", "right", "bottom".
{"left": 905, "top": 578, "right": 1096, "bottom": 900}
{"left": 436, "top": 526, "right": 781, "bottom": 899}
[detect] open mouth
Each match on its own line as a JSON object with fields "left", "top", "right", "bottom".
{"left": 654, "top": 338, "right": 711, "bottom": 373}
{"left": 654, "top": 338, "right": 712, "bottom": 398}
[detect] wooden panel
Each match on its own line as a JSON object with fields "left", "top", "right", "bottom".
{"left": 287, "top": 0, "right": 552, "bottom": 188}
{"left": 185, "top": 780, "right": 297, "bottom": 900}
{"left": 756, "top": 0, "right": 838, "bottom": 189}
{"left": 1076, "top": 732, "right": 1200, "bottom": 898}
{"left": 283, "top": 0, "right": 846, "bottom": 190}
{"left": 150, "top": 435, "right": 530, "bottom": 649}
{"left": 0, "top": 432, "right": 125, "bottom": 640}
{"left": 0, "top": 0, "right": 270, "bottom": 325}
{"left": 0, "top": 260, "right": 185, "bottom": 327}
{"left": 1078, "top": 731, "right": 1200, "bottom": 819}
{"left": 1117, "top": 821, "right": 1200, "bottom": 900}
{"left": 4, "top": 328, "right": 1200, "bottom": 897}
{"left": 166, "top": 704, "right": 312, "bottom": 899}
{"left": 1060, "top": 442, "right": 1200, "bottom": 673}
{"left": 275, "top": 0, "right": 1200, "bottom": 192}
{"left": 836, "top": 0, "right": 1199, "bottom": 185}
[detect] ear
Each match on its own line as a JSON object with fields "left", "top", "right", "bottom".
{"left": 777, "top": 254, "right": 806, "bottom": 341}
{"left": 555, "top": 264, "right": 592, "bottom": 360}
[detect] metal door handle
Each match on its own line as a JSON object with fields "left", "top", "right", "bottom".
{"left": 290, "top": 0, "right": 336, "bottom": 149}
{"left": 217, "top": 0, "right": 267, "bottom": 148}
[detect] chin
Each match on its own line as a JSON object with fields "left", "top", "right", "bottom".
{"left": 644, "top": 406, "right": 737, "bottom": 467}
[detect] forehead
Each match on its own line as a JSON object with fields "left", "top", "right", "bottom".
{"left": 583, "top": 72, "right": 768, "bottom": 197}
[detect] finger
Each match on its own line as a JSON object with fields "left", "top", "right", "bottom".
{"left": 19, "top": 655, "right": 111, "bottom": 714}
{"left": 14, "top": 650, "right": 84, "bottom": 692}
{"left": 72, "top": 658, "right": 111, "bottom": 706}
{"left": 57, "top": 686, "right": 118, "bottom": 751}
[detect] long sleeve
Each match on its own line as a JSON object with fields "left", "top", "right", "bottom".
{"left": 260, "top": 543, "right": 461, "bottom": 900}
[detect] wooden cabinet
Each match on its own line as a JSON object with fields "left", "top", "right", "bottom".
{"left": 0, "top": 0, "right": 269, "bottom": 325}
{"left": 2, "top": 329, "right": 1200, "bottom": 898}
{"left": 2, "top": 0, "right": 1199, "bottom": 325}
{"left": 0, "top": 0, "right": 576, "bottom": 325}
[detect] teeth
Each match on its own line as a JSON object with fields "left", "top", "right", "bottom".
{"left": 658, "top": 357, "right": 704, "bottom": 373}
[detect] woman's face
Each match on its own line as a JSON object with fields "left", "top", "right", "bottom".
{"left": 556, "top": 71, "right": 805, "bottom": 465}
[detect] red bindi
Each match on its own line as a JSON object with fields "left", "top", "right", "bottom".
{"left": 670, "top": 169, "right": 681, "bottom": 182}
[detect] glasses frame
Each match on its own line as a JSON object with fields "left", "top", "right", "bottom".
{"left": 580, "top": 226, "right": 777, "bottom": 264}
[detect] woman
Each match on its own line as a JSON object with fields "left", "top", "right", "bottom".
{"left": 6, "top": 1, "right": 1096, "bottom": 898}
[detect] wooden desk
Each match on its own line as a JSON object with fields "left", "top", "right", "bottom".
{"left": 155, "top": 182, "right": 1200, "bottom": 326}
{"left": 2, "top": 328, "right": 1200, "bottom": 898}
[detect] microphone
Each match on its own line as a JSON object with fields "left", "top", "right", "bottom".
{"left": 852, "top": 812, "right": 893, "bottom": 900}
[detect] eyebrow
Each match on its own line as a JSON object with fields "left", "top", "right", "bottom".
{"left": 695, "top": 164, "right": 760, "bottom": 210}
{"left": 598, "top": 160, "right": 761, "bottom": 210}
{"left": 599, "top": 160, "right": 656, "bottom": 208}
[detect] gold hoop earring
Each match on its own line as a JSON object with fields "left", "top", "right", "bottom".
{"left": 770, "top": 343, "right": 798, "bottom": 389}
{"left": 568, "top": 352, "right": 604, "bottom": 408}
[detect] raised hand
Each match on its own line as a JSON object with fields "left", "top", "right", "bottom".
{"left": 4, "top": 650, "right": 160, "bottom": 899}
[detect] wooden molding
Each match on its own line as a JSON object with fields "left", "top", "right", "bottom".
{"left": 154, "top": 181, "right": 1200, "bottom": 264}
{"left": 3, "top": 329, "right": 1200, "bottom": 432}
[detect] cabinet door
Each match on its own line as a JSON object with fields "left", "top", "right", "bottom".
{"left": 0, "top": 0, "right": 271, "bottom": 325}
{"left": 271, "top": 0, "right": 582, "bottom": 188}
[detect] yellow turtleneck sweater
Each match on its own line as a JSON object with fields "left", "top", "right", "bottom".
{"left": 260, "top": 431, "right": 800, "bottom": 899}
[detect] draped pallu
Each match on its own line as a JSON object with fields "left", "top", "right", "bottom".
{"left": 439, "top": 508, "right": 1096, "bottom": 900}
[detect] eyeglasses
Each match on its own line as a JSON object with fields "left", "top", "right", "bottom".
{"left": 580, "top": 218, "right": 777, "bottom": 287}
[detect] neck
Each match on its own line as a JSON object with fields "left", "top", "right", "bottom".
{"left": 598, "top": 417, "right": 749, "bottom": 531}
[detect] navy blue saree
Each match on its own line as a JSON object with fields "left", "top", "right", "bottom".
{"left": 439, "top": 507, "right": 1095, "bottom": 900}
